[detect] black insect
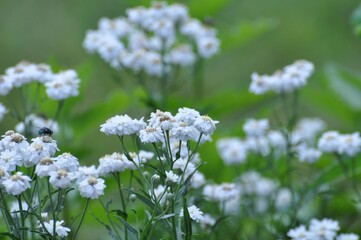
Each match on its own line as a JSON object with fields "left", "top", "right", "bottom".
{"left": 38, "top": 127, "right": 53, "bottom": 136}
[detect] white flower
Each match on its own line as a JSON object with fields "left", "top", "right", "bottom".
{"left": 0, "top": 132, "right": 29, "bottom": 154}
{"left": 239, "top": 171, "right": 277, "bottom": 196}
{"left": 196, "top": 37, "right": 220, "bottom": 59}
{"left": 297, "top": 146, "right": 322, "bottom": 163}
{"left": 337, "top": 132, "right": 361, "bottom": 156}
{"left": 190, "top": 172, "right": 206, "bottom": 188}
{"left": 249, "top": 73, "right": 273, "bottom": 95}
{"left": 175, "top": 107, "right": 200, "bottom": 125}
{"left": 243, "top": 118, "right": 269, "bottom": 137}
{"left": 275, "top": 188, "right": 292, "bottom": 209}
{"left": 143, "top": 51, "right": 164, "bottom": 76}
{"left": 244, "top": 136, "right": 271, "bottom": 156}
{"left": 45, "top": 70, "right": 80, "bottom": 100}
{"left": 75, "top": 165, "right": 99, "bottom": 183}
{"left": 337, "top": 233, "right": 359, "bottom": 240}
{"left": 100, "top": 114, "right": 146, "bottom": 136}
{"left": 217, "top": 138, "right": 248, "bottom": 165}
{"left": 78, "top": 176, "right": 106, "bottom": 199}
{"left": 267, "top": 130, "right": 287, "bottom": 154}
{"left": 318, "top": 131, "right": 341, "bottom": 153}
{"left": 54, "top": 153, "right": 79, "bottom": 173}
{"left": 152, "top": 184, "right": 167, "bottom": 205}
{"left": 15, "top": 114, "right": 59, "bottom": 136}
{"left": 173, "top": 158, "right": 196, "bottom": 176}
{"left": 287, "top": 225, "right": 310, "bottom": 240}
{"left": 0, "top": 167, "right": 10, "bottom": 187}
{"left": 148, "top": 110, "right": 175, "bottom": 130}
{"left": 98, "top": 17, "right": 132, "bottom": 37}
{"left": 98, "top": 152, "right": 134, "bottom": 176}
{"left": 171, "top": 121, "right": 199, "bottom": 141}
{"left": 3, "top": 172, "right": 31, "bottom": 195}
{"left": 292, "top": 118, "right": 326, "bottom": 144}
{"left": 166, "top": 44, "right": 196, "bottom": 67}
{"left": 309, "top": 218, "right": 339, "bottom": 240}
{"left": 0, "top": 75, "right": 13, "bottom": 96}
{"left": 23, "top": 136, "right": 59, "bottom": 167}
{"left": 35, "top": 158, "right": 57, "bottom": 177}
{"left": 180, "top": 205, "right": 204, "bottom": 222}
{"left": 200, "top": 214, "right": 216, "bottom": 229}
{"left": 203, "top": 183, "right": 240, "bottom": 202}
{"left": 193, "top": 115, "right": 219, "bottom": 135}
{"left": 0, "top": 149, "right": 22, "bottom": 171}
{"left": 165, "top": 170, "right": 179, "bottom": 184}
{"left": 249, "top": 60, "right": 314, "bottom": 94}
{"left": 139, "top": 126, "right": 164, "bottom": 143}
{"left": 5, "top": 61, "right": 37, "bottom": 87}
{"left": 49, "top": 169, "right": 74, "bottom": 189}
{"left": 32, "top": 63, "right": 54, "bottom": 83}
{"left": 42, "top": 220, "right": 70, "bottom": 237}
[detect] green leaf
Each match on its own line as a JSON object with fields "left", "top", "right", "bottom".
{"left": 110, "top": 209, "right": 128, "bottom": 219}
{"left": 183, "top": 198, "right": 192, "bottom": 240}
{"left": 0, "top": 232, "right": 20, "bottom": 240}
{"left": 325, "top": 64, "right": 361, "bottom": 111}
{"left": 114, "top": 215, "right": 139, "bottom": 239}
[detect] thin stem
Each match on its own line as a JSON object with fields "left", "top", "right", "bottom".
{"left": 350, "top": 157, "right": 361, "bottom": 201}
{"left": 72, "top": 198, "right": 90, "bottom": 240}
{"left": 46, "top": 180, "right": 56, "bottom": 237}
{"left": 152, "top": 143, "right": 166, "bottom": 174}
{"left": 170, "top": 187, "right": 177, "bottom": 240}
{"left": 115, "top": 173, "right": 128, "bottom": 240}
{"left": 99, "top": 199, "right": 121, "bottom": 238}
{"left": 17, "top": 195, "right": 25, "bottom": 240}
{"left": 54, "top": 100, "right": 64, "bottom": 121}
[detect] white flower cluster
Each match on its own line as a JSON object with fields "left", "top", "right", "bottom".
{"left": 15, "top": 114, "right": 59, "bottom": 136}
{"left": 250, "top": 60, "right": 314, "bottom": 94}
{"left": 0, "top": 61, "right": 80, "bottom": 101}
{"left": 318, "top": 131, "right": 361, "bottom": 157}
{"left": 101, "top": 108, "right": 219, "bottom": 143}
{"left": 287, "top": 218, "right": 358, "bottom": 240}
{"left": 0, "top": 130, "right": 106, "bottom": 199}
{"left": 202, "top": 171, "right": 291, "bottom": 215}
{"left": 83, "top": 1, "right": 220, "bottom": 74}
{"left": 217, "top": 118, "right": 325, "bottom": 165}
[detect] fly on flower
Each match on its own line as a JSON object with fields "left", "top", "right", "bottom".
{"left": 38, "top": 127, "right": 53, "bottom": 136}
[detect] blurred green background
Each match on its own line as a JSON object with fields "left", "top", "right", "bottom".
{"left": 1, "top": 0, "right": 361, "bottom": 237}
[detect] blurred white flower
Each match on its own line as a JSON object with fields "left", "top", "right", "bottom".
{"left": 337, "top": 132, "right": 361, "bottom": 157}
{"left": 15, "top": 114, "right": 59, "bottom": 136}
{"left": 250, "top": 60, "right": 314, "bottom": 94}
{"left": 45, "top": 70, "right": 80, "bottom": 100}
{"left": 217, "top": 138, "right": 248, "bottom": 165}
{"left": 318, "top": 131, "right": 341, "bottom": 153}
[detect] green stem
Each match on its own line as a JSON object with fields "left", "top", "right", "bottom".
{"left": 72, "top": 198, "right": 90, "bottom": 240}
{"left": 17, "top": 195, "right": 25, "bottom": 240}
{"left": 99, "top": 199, "right": 121, "bottom": 238}
{"left": 115, "top": 173, "right": 128, "bottom": 240}
{"left": 46, "top": 180, "right": 56, "bottom": 237}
